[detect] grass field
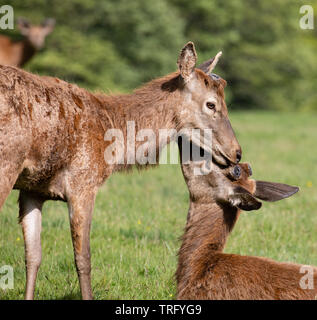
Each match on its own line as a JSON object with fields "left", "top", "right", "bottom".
{"left": 1, "top": 111, "right": 317, "bottom": 300}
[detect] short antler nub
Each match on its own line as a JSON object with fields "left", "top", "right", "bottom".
{"left": 207, "top": 51, "right": 222, "bottom": 74}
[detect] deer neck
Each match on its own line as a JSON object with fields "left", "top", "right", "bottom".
{"left": 176, "top": 198, "right": 239, "bottom": 288}
{"left": 97, "top": 72, "right": 182, "bottom": 169}
{"left": 13, "top": 40, "right": 36, "bottom": 67}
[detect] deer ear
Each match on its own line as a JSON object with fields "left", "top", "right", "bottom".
{"left": 17, "top": 17, "right": 30, "bottom": 35}
{"left": 41, "top": 18, "right": 55, "bottom": 35}
{"left": 177, "top": 42, "right": 197, "bottom": 82}
{"left": 254, "top": 181, "right": 299, "bottom": 202}
{"left": 229, "top": 186, "right": 262, "bottom": 211}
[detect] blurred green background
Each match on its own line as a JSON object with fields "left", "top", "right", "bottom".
{"left": 3, "top": 0, "right": 317, "bottom": 110}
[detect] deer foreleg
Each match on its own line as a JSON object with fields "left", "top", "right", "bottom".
{"left": 0, "top": 163, "right": 22, "bottom": 211}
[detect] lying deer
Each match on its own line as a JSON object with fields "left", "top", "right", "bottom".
{"left": 177, "top": 160, "right": 317, "bottom": 299}
{"left": 0, "top": 42, "right": 241, "bottom": 299}
{"left": 0, "top": 17, "right": 55, "bottom": 67}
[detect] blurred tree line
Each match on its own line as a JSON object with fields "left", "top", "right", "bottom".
{"left": 3, "top": 0, "right": 317, "bottom": 110}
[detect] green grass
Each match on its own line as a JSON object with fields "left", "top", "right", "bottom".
{"left": 1, "top": 111, "right": 317, "bottom": 299}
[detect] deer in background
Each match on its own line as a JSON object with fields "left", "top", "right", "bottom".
{"left": 176, "top": 159, "right": 317, "bottom": 299}
{"left": 0, "top": 41, "right": 241, "bottom": 299}
{"left": 0, "top": 17, "right": 55, "bottom": 67}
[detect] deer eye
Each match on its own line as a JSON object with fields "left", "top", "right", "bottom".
{"left": 206, "top": 102, "right": 216, "bottom": 110}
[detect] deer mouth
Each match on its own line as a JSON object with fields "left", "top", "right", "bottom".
{"left": 212, "top": 146, "right": 235, "bottom": 167}
{"left": 187, "top": 132, "right": 235, "bottom": 167}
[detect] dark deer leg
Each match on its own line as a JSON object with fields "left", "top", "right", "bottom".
{"left": 19, "top": 191, "right": 44, "bottom": 300}
{"left": 67, "top": 190, "right": 96, "bottom": 300}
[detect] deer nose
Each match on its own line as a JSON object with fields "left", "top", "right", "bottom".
{"left": 236, "top": 150, "right": 242, "bottom": 163}
{"left": 232, "top": 165, "right": 241, "bottom": 180}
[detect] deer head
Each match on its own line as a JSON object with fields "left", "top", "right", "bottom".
{"left": 175, "top": 42, "right": 241, "bottom": 166}
{"left": 17, "top": 17, "right": 55, "bottom": 50}
{"left": 216, "top": 163, "right": 299, "bottom": 211}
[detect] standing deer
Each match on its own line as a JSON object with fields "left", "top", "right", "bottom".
{"left": 0, "top": 17, "right": 55, "bottom": 67}
{"left": 177, "top": 159, "right": 317, "bottom": 299}
{"left": 0, "top": 42, "right": 241, "bottom": 299}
